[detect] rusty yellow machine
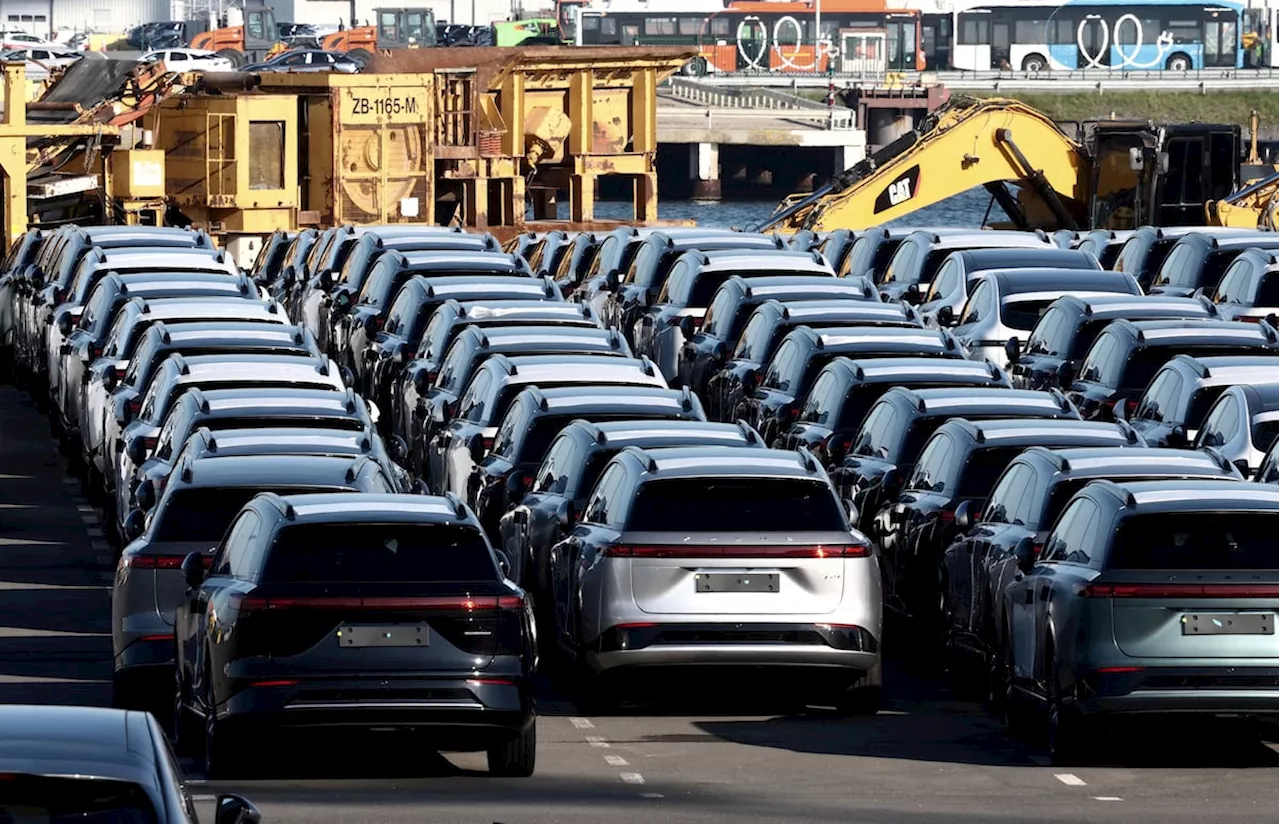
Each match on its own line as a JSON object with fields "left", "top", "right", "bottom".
{"left": 0, "top": 45, "right": 694, "bottom": 258}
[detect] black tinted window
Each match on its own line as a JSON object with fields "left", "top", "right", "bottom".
{"left": 628, "top": 478, "right": 844, "bottom": 531}
{"left": 154, "top": 486, "right": 342, "bottom": 541}
{"left": 263, "top": 523, "right": 497, "bottom": 582}
{"left": 1122, "top": 346, "right": 1268, "bottom": 392}
{"left": 0, "top": 776, "right": 157, "bottom": 824}
{"left": 1000, "top": 299, "right": 1054, "bottom": 331}
{"left": 1109, "top": 513, "right": 1277, "bottom": 570}
{"left": 957, "top": 447, "right": 1024, "bottom": 498}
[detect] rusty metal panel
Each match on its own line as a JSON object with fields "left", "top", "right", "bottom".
{"left": 332, "top": 80, "right": 435, "bottom": 225}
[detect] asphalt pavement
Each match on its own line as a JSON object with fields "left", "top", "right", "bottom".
{"left": 1, "top": 384, "right": 1275, "bottom": 824}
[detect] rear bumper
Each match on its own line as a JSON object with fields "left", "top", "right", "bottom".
{"left": 217, "top": 677, "right": 535, "bottom": 748}
{"left": 1076, "top": 666, "right": 1280, "bottom": 718}
{"left": 585, "top": 621, "right": 880, "bottom": 674}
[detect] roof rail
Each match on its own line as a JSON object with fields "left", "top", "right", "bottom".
{"left": 679, "top": 386, "right": 694, "bottom": 412}
{"left": 171, "top": 353, "right": 190, "bottom": 375}
{"left": 639, "top": 357, "right": 656, "bottom": 377}
{"left": 1048, "top": 387, "right": 1073, "bottom": 412}
{"left": 1115, "top": 419, "right": 1140, "bottom": 444}
{"left": 1201, "top": 445, "right": 1235, "bottom": 474}
{"left": 796, "top": 446, "right": 819, "bottom": 472}
{"left": 188, "top": 387, "right": 210, "bottom": 414}
{"left": 527, "top": 385, "right": 549, "bottom": 412}
{"left": 735, "top": 419, "right": 759, "bottom": 444}
{"left": 622, "top": 445, "right": 658, "bottom": 472}
{"left": 154, "top": 321, "right": 171, "bottom": 344}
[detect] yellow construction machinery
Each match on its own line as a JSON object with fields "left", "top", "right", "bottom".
{"left": 764, "top": 95, "right": 1271, "bottom": 234}
{"left": 1207, "top": 173, "right": 1279, "bottom": 231}
{"left": 189, "top": 6, "right": 285, "bottom": 68}
{"left": 0, "top": 45, "right": 693, "bottom": 258}
{"left": 320, "top": 8, "right": 437, "bottom": 64}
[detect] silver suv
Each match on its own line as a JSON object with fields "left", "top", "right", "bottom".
{"left": 549, "top": 445, "right": 882, "bottom": 712}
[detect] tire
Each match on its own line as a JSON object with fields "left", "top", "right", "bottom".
{"left": 1165, "top": 53, "right": 1191, "bottom": 71}
{"left": 172, "top": 693, "right": 198, "bottom": 757}
{"left": 1045, "top": 646, "right": 1090, "bottom": 766}
{"left": 348, "top": 48, "right": 373, "bottom": 67}
{"left": 204, "top": 712, "right": 243, "bottom": 779}
{"left": 215, "top": 48, "right": 244, "bottom": 69}
{"left": 680, "top": 57, "right": 707, "bottom": 77}
{"left": 1021, "top": 54, "right": 1047, "bottom": 72}
{"left": 832, "top": 663, "right": 882, "bottom": 716}
{"left": 488, "top": 720, "right": 537, "bottom": 777}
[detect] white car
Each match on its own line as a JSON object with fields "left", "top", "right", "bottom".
{"left": 139, "top": 48, "right": 235, "bottom": 72}
{"left": 2, "top": 47, "right": 84, "bottom": 79}
{"left": 2, "top": 31, "right": 57, "bottom": 49}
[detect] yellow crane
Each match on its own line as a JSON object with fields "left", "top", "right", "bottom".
{"left": 763, "top": 95, "right": 1265, "bottom": 235}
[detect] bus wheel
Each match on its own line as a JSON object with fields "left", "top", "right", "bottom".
{"left": 681, "top": 57, "right": 708, "bottom": 77}
{"left": 1021, "top": 54, "right": 1047, "bottom": 73}
{"left": 1165, "top": 53, "right": 1191, "bottom": 71}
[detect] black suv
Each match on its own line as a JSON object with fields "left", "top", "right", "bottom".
{"left": 174, "top": 493, "right": 536, "bottom": 778}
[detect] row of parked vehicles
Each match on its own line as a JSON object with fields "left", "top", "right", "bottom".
{"left": 0, "top": 220, "right": 1275, "bottom": 782}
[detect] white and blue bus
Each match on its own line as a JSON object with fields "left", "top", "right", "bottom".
{"left": 947, "top": 0, "right": 1250, "bottom": 71}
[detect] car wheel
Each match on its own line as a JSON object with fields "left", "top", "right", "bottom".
{"left": 1046, "top": 648, "right": 1089, "bottom": 766}
{"left": 203, "top": 711, "right": 242, "bottom": 779}
{"left": 832, "top": 663, "right": 882, "bottom": 715}
{"left": 171, "top": 692, "right": 198, "bottom": 756}
{"left": 487, "top": 720, "right": 537, "bottom": 777}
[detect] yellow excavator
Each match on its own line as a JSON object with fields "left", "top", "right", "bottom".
{"left": 764, "top": 95, "right": 1270, "bottom": 234}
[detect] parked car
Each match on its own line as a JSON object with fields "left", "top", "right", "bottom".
{"left": 918, "top": 247, "right": 1103, "bottom": 327}
{"left": 1124, "top": 354, "right": 1278, "bottom": 446}
{"left": 1147, "top": 232, "right": 1277, "bottom": 298}
{"left": 875, "top": 229, "right": 1052, "bottom": 304}
{"left": 1209, "top": 249, "right": 1278, "bottom": 324}
{"left": 174, "top": 494, "right": 537, "bottom": 777}
{"left": 243, "top": 48, "right": 360, "bottom": 73}
{"left": 1191, "top": 383, "right": 1280, "bottom": 476}
{"left": 139, "top": 47, "right": 235, "bottom": 72}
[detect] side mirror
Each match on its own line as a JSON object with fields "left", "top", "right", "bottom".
{"left": 1056, "top": 362, "right": 1074, "bottom": 390}
{"left": 392, "top": 345, "right": 405, "bottom": 364}
{"left": 843, "top": 499, "right": 859, "bottom": 526}
{"left": 413, "top": 368, "right": 432, "bottom": 394}
{"left": 125, "top": 435, "right": 149, "bottom": 466}
{"left": 333, "top": 288, "right": 353, "bottom": 309}
{"left": 1233, "top": 458, "right": 1251, "bottom": 477}
{"left": 214, "top": 794, "right": 262, "bottom": 824}
{"left": 181, "top": 550, "right": 206, "bottom": 590}
{"left": 954, "top": 499, "right": 973, "bottom": 532}
{"left": 1166, "top": 424, "right": 1187, "bottom": 447}
{"left": 1013, "top": 536, "right": 1037, "bottom": 573}
{"left": 469, "top": 436, "right": 487, "bottom": 462}
{"left": 409, "top": 478, "right": 429, "bottom": 495}
{"left": 281, "top": 266, "right": 298, "bottom": 287}
{"left": 1004, "top": 336, "right": 1021, "bottom": 363}
{"left": 564, "top": 499, "right": 580, "bottom": 525}
{"left": 881, "top": 467, "right": 901, "bottom": 495}
{"left": 1112, "top": 399, "right": 1128, "bottom": 422}
{"left": 56, "top": 313, "right": 73, "bottom": 336}
{"left": 362, "top": 314, "right": 379, "bottom": 337}
{"left": 339, "top": 366, "right": 356, "bottom": 387}
{"left": 936, "top": 305, "right": 955, "bottom": 327}
{"left": 387, "top": 433, "right": 409, "bottom": 465}
{"left": 318, "top": 269, "right": 334, "bottom": 291}
{"left": 103, "top": 364, "right": 119, "bottom": 390}
{"left": 135, "top": 479, "right": 157, "bottom": 511}
{"left": 123, "top": 509, "right": 146, "bottom": 542}
{"left": 712, "top": 341, "right": 727, "bottom": 362}
{"left": 603, "top": 270, "right": 620, "bottom": 292}
{"left": 678, "top": 315, "right": 696, "bottom": 338}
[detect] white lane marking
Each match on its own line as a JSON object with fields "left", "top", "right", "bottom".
{"left": 0, "top": 581, "right": 103, "bottom": 591}
{"left": 76, "top": 505, "right": 94, "bottom": 513}
{"left": 62, "top": 477, "right": 80, "bottom": 485}
{"left": 1093, "top": 797, "right": 1123, "bottom": 802}
{"left": 570, "top": 717, "right": 595, "bottom": 729}
{"left": 191, "top": 795, "right": 217, "bottom": 802}
{"left": 0, "top": 503, "right": 34, "bottom": 509}
{"left": 639, "top": 793, "right": 664, "bottom": 799}
{"left": 0, "top": 538, "right": 65, "bottom": 546}
{"left": 0, "top": 627, "right": 109, "bottom": 638}
{"left": 0, "top": 674, "right": 110, "bottom": 684}
{"left": 0, "top": 473, "right": 33, "bottom": 479}
{"left": 1055, "top": 773, "right": 1087, "bottom": 787}
{"left": 585, "top": 735, "right": 610, "bottom": 748}
{"left": 86, "top": 527, "right": 104, "bottom": 537}
{"left": 604, "top": 754, "right": 629, "bottom": 767}
{"left": 620, "top": 772, "right": 646, "bottom": 785}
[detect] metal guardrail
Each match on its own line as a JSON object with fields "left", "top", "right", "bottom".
{"left": 662, "top": 77, "right": 857, "bottom": 130}
{"left": 687, "top": 67, "right": 1280, "bottom": 92}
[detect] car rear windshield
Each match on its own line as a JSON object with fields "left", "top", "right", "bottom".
{"left": 1253, "top": 418, "right": 1279, "bottom": 451}
{"left": 957, "top": 447, "right": 1025, "bottom": 498}
{"left": 262, "top": 523, "right": 497, "bottom": 582}
{"left": 627, "top": 478, "right": 844, "bottom": 532}
{"left": 1000, "top": 299, "right": 1054, "bottom": 331}
{"left": 0, "top": 775, "right": 157, "bottom": 824}
{"left": 521, "top": 414, "right": 650, "bottom": 465}
{"left": 154, "top": 486, "right": 346, "bottom": 541}
{"left": 1121, "top": 346, "right": 1270, "bottom": 392}
{"left": 1108, "top": 513, "right": 1278, "bottom": 570}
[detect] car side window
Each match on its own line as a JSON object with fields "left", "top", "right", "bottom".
{"left": 1156, "top": 243, "right": 1194, "bottom": 287}
{"left": 491, "top": 408, "right": 523, "bottom": 458}
{"left": 733, "top": 312, "right": 766, "bottom": 359}
{"left": 534, "top": 435, "right": 573, "bottom": 493}
{"left": 1257, "top": 271, "right": 1277, "bottom": 306}
{"left": 1042, "top": 498, "right": 1098, "bottom": 565}
{"left": 1196, "top": 393, "right": 1241, "bottom": 448}
{"left": 1007, "top": 466, "right": 1041, "bottom": 526}
{"left": 435, "top": 339, "right": 470, "bottom": 392}
{"left": 154, "top": 415, "right": 182, "bottom": 461}
{"left": 800, "top": 370, "right": 838, "bottom": 424}
{"left": 1214, "top": 262, "right": 1250, "bottom": 304}
{"left": 1026, "top": 307, "right": 1064, "bottom": 356}
{"left": 584, "top": 464, "right": 624, "bottom": 524}
{"left": 881, "top": 241, "right": 918, "bottom": 285}
{"left": 1078, "top": 331, "right": 1117, "bottom": 384}
{"left": 928, "top": 259, "right": 960, "bottom": 300}
{"left": 211, "top": 511, "right": 259, "bottom": 577}
{"left": 81, "top": 286, "right": 110, "bottom": 331}
{"left": 958, "top": 279, "right": 993, "bottom": 325}
{"left": 908, "top": 433, "right": 954, "bottom": 492}
{"left": 1136, "top": 369, "right": 1183, "bottom": 423}
{"left": 417, "top": 312, "right": 445, "bottom": 357}
{"left": 702, "top": 287, "right": 734, "bottom": 338}
{"left": 853, "top": 402, "right": 894, "bottom": 457}
{"left": 382, "top": 289, "right": 415, "bottom": 336}
{"left": 138, "top": 381, "right": 162, "bottom": 423}
{"left": 357, "top": 264, "right": 389, "bottom": 305}
{"left": 458, "top": 371, "right": 493, "bottom": 422}
{"left": 762, "top": 339, "right": 800, "bottom": 391}
{"left": 983, "top": 464, "right": 1030, "bottom": 524}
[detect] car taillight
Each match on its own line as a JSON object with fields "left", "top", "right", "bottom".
{"left": 1080, "top": 583, "right": 1279, "bottom": 598}
{"left": 1238, "top": 315, "right": 1263, "bottom": 323}
{"left": 121, "top": 554, "right": 211, "bottom": 570}
{"left": 938, "top": 509, "right": 955, "bottom": 523}
{"left": 605, "top": 543, "right": 870, "bottom": 558}
{"left": 742, "top": 371, "right": 760, "bottom": 391}
{"left": 1094, "top": 666, "right": 1143, "bottom": 674}
{"left": 467, "top": 677, "right": 516, "bottom": 686}
{"left": 518, "top": 472, "right": 533, "bottom": 490}
{"left": 90, "top": 345, "right": 102, "bottom": 359}
{"left": 780, "top": 404, "right": 799, "bottom": 421}
{"left": 229, "top": 594, "right": 525, "bottom": 611}
{"left": 481, "top": 436, "right": 494, "bottom": 451}
{"left": 1104, "top": 397, "right": 1138, "bottom": 415}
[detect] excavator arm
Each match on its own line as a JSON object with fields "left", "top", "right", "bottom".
{"left": 763, "top": 96, "right": 1092, "bottom": 233}
{"left": 1206, "top": 171, "right": 1279, "bottom": 231}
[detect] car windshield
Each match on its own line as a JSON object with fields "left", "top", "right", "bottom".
{"left": 0, "top": 775, "right": 158, "bottom": 824}
{"left": 263, "top": 524, "right": 497, "bottom": 582}
{"left": 1109, "top": 513, "right": 1276, "bottom": 569}
{"left": 628, "top": 478, "right": 844, "bottom": 532}
{"left": 154, "top": 486, "right": 346, "bottom": 541}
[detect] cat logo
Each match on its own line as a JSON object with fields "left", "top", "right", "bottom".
{"left": 873, "top": 165, "right": 921, "bottom": 214}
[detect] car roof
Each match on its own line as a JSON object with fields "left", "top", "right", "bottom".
{"left": 1020, "top": 446, "right": 1236, "bottom": 478}
{"left": 1178, "top": 233, "right": 1279, "bottom": 250}
{"left": 737, "top": 276, "right": 875, "bottom": 300}
{"left": 1229, "top": 382, "right": 1280, "bottom": 409}
{"left": 263, "top": 492, "right": 475, "bottom": 526}
{"left": 940, "top": 418, "right": 1133, "bottom": 447}
{"left": 0, "top": 705, "right": 159, "bottom": 786}
{"left": 987, "top": 269, "right": 1135, "bottom": 293}
{"left": 791, "top": 326, "right": 958, "bottom": 353}
{"left": 1086, "top": 478, "right": 1278, "bottom": 512}
{"left": 623, "top": 445, "right": 825, "bottom": 480}
{"left": 396, "top": 250, "right": 525, "bottom": 270}
{"left": 190, "top": 426, "right": 375, "bottom": 456}
{"left": 146, "top": 321, "right": 308, "bottom": 346}
{"left": 160, "top": 352, "right": 334, "bottom": 380}
{"left": 490, "top": 355, "right": 662, "bottom": 385}
{"left": 578, "top": 419, "right": 762, "bottom": 448}
{"left": 917, "top": 230, "right": 1051, "bottom": 250}
{"left": 1051, "top": 294, "right": 1215, "bottom": 319}
{"left": 1164, "top": 354, "right": 1279, "bottom": 383}
{"left": 451, "top": 300, "right": 596, "bottom": 323}
{"left": 954, "top": 247, "right": 1094, "bottom": 265}
{"left": 762, "top": 300, "right": 914, "bottom": 324}
{"left": 523, "top": 385, "right": 695, "bottom": 415}
{"left": 183, "top": 387, "right": 362, "bottom": 416}
{"left": 87, "top": 248, "right": 225, "bottom": 267}
{"left": 1110, "top": 319, "right": 1277, "bottom": 346}
{"left": 466, "top": 325, "right": 622, "bottom": 348}
{"left": 690, "top": 250, "right": 833, "bottom": 275}
{"left": 828, "top": 355, "right": 1005, "bottom": 383}
{"left": 124, "top": 297, "right": 282, "bottom": 320}
{"left": 179, "top": 454, "right": 375, "bottom": 487}
{"left": 887, "top": 386, "right": 1074, "bottom": 416}
{"left": 405, "top": 275, "right": 553, "bottom": 298}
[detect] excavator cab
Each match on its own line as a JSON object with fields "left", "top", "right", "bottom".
{"left": 242, "top": 6, "right": 278, "bottom": 54}
{"left": 374, "top": 8, "right": 437, "bottom": 48}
